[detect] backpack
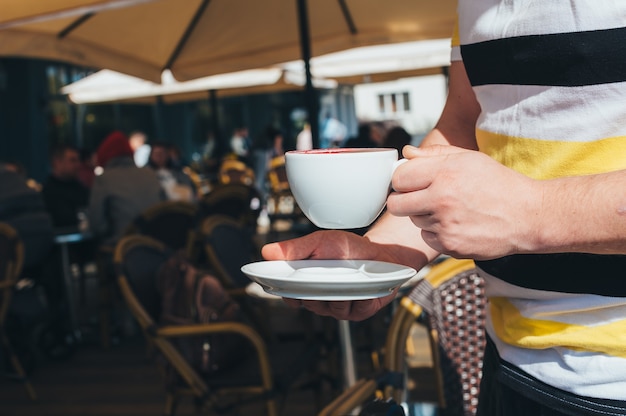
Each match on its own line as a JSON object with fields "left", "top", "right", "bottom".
{"left": 156, "top": 250, "right": 248, "bottom": 379}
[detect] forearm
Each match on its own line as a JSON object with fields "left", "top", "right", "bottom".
{"left": 531, "top": 170, "right": 626, "bottom": 255}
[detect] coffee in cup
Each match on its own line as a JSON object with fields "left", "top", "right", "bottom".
{"left": 285, "top": 148, "right": 403, "bottom": 229}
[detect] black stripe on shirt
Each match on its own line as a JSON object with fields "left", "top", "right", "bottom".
{"left": 476, "top": 253, "right": 626, "bottom": 297}
{"left": 461, "top": 26, "right": 626, "bottom": 87}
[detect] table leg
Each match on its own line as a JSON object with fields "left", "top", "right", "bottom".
{"left": 59, "top": 242, "right": 81, "bottom": 341}
{"left": 338, "top": 320, "right": 357, "bottom": 388}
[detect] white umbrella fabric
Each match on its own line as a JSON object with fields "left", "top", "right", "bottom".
{"left": 61, "top": 39, "right": 450, "bottom": 104}
{"left": 61, "top": 68, "right": 337, "bottom": 104}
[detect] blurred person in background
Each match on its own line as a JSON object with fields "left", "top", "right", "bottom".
{"left": 148, "top": 142, "right": 196, "bottom": 202}
{"left": 41, "top": 144, "right": 90, "bottom": 228}
{"left": 89, "top": 131, "right": 163, "bottom": 247}
{"left": 229, "top": 126, "right": 251, "bottom": 161}
{"left": 382, "top": 126, "right": 413, "bottom": 155}
{"left": 77, "top": 148, "right": 97, "bottom": 189}
{"left": 344, "top": 121, "right": 386, "bottom": 148}
{"left": 296, "top": 120, "right": 313, "bottom": 151}
{"left": 0, "top": 162, "right": 71, "bottom": 359}
{"left": 320, "top": 112, "right": 347, "bottom": 148}
{"left": 128, "top": 130, "right": 151, "bottom": 167}
{"left": 0, "top": 162, "right": 54, "bottom": 279}
{"left": 252, "top": 126, "right": 285, "bottom": 200}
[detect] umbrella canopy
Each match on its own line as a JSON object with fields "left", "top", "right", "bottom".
{"left": 286, "top": 38, "right": 451, "bottom": 84}
{"left": 61, "top": 38, "right": 450, "bottom": 104}
{"left": 0, "top": 0, "right": 152, "bottom": 27}
{"left": 0, "top": 0, "right": 456, "bottom": 83}
{"left": 60, "top": 67, "right": 337, "bottom": 104}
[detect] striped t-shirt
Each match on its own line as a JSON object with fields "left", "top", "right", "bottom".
{"left": 452, "top": 0, "right": 626, "bottom": 400}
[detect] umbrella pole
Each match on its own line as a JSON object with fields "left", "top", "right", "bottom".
{"left": 208, "top": 89, "right": 221, "bottom": 146}
{"left": 296, "top": 0, "right": 319, "bottom": 148}
{"left": 153, "top": 96, "right": 165, "bottom": 139}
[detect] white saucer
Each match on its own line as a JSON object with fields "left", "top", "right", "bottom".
{"left": 241, "top": 260, "right": 417, "bottom": 300}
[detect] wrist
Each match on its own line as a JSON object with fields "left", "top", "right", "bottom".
{"left": 523, "top": 177, "right": 576, "bottom": 254}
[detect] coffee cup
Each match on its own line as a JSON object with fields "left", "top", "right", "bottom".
{"left": 285, "top": 148, "right": 405, "bottom": 229}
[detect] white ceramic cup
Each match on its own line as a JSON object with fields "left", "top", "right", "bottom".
{"left": 285, "top": 148, "right": 404, "bottom": 229}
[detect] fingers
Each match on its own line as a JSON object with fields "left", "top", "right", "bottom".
{"left": 284, "top": 291, "right": 397, "bottom": 321}
{"left": 261, "top": 232, "right": 321, "bottom": 260}
{"left": 261, "top": 241, "right": 287, "bottom": 260}
{"left": 392, "top": 147, "right": 453, "bottom": 193}
{"left": 387, "top": 188, "right": 432, "bottom": 217}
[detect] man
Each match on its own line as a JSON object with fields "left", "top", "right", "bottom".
{"left": 89, "top": 131, "right": 163, "bottom": 246}
{"left": 147, "top": 142, "right": 196, "bottom": 202}
{"left": 344, "top": 122, "right": 386, "bottom": 149}
{"left": 263, "top": 1, "right": 626, "bottom": 415}
{"left": 41, "top": 145, "right": 90, "bottom": 228}
{"left": 320, "top": 113, "right": 347, "bottom": 149}
{"left": 129, "top": 130, "right": 151, "bottom": 167}
{"left": 0, "top": 163, "right": 54, "bottom": 274}
{"left": 229, "top": 126, "right": 250, "bottom": 159}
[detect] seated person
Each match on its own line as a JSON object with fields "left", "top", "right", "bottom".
{"left": 0, "top": 164, "right": 69, "bottom": 346}
{"left": 0, "top": 163, "right": 54, "bottom": 275}
{"left": 41, "top": 144, "right": 90, "bottom": 229}
{"left": 88, "top": 131, "right": 164, "bottom": 248}
{"left": 382, "top": 126, "right": 413, "bottom": 155}
{"left": 148, "top": 142, "right": 196, "bottom": 202}
{"left": 344, "top": 122, "right": 386, "bottom": 149}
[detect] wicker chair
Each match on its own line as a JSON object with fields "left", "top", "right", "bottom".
{"left": 0, "top": 222, "right": 37, "bottom": 400}
{"left": 114, "top": 234, "right": 279, "bottom": 416}
{"left": 319, "top": 258, "right": 486, "bottom": 416}
{"left": 218, "top": 158, "right": 255, "bottom": 187}
{"left": 125, "top": 200, "right": 199, "bottom": 255}
{"left": 200, "top": 214, "right": 259, "bottom": 291}
{"left": 199, "top": 183, "right": 261, "bottom": 232}
{"left": 95, "top": 200, "right": 201, "bottom": 348}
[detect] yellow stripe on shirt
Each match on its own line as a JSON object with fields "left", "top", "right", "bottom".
{"left": 477, "top": 129, "right": 626, "bottom": 179}
{"left": 490, "top": 297, "right": 626, "bottom": 358}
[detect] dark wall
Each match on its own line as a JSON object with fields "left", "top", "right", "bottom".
{"left": 0, "top": 59, "right": 51, "bottom": 181}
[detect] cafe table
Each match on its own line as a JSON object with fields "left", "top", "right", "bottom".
{"left": 53, "top": 226, "right": 93, "bottom": 341}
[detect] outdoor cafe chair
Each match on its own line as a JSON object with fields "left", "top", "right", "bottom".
{"left": 200, "top": 214, "right": 260, "bottom": 291}
{"left": 199, "top": 214, "right": 276, "bottom": 339}
{"left": 218, "top": 157, "right": 256, "bottom": 187}
{"left": 319, "top": 258, "right": 486, "bottom": 416}
{"left": 114, "top": 234, "right": 279, "bottom": 415}
{"left": 96, "top": 200, "right": 200, "bottom": 348}
{"left": 199, "top": 183, "right": 262, "bottom": 233}
{"left": 0, "top": 222, "right": 37, "bottom": 400}
{"left": 124, "top": 200, "right": 200, "bottom": 257}
{"left": 265, "top": 155, "right": 308, "bottom": 234}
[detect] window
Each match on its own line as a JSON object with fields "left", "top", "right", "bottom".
{"left": 376, "top": 92, "right": 411, "bottom": 115}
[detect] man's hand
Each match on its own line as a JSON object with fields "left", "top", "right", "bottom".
{"left": 388, "top": 145, "right": 542, "bottom": 260}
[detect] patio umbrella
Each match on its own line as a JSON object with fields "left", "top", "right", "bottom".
{"left": 0, "top": 0, "right": 455, "bottom": 82}
{"left": 0, "top": 0, "right": 152, "bottom": 27}
{"left": 0, "top": 0, "right": 456, "bottom": 145}
{"left": 60, "top": 38, "right": 449, "bottom": 103}
{"left": 60, "top": 68, "right": 337, "bottom": 104}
